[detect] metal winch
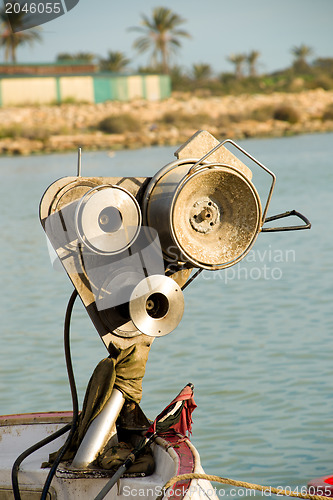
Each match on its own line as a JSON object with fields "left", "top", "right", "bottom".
{"left": 38, "top": 129, "right": 311, "bottom": 474}
{"left": 40, "top": 129, "right": 310, "bottom": 349}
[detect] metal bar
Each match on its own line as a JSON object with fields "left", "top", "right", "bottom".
{"left": 77, "top": 147, "right": 82, "bottom": 177}
{"left": 181, "top": 269, "right": 203, "bottom": 291}
{"left": 261, "top": 210, "right": 311, "bottom": 232}
{"left": 71, "top": 388, "right": 125, "bottom": 469}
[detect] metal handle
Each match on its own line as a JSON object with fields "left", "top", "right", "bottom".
{"left": 261, "top": 210, "right": 311, "bottom": 232}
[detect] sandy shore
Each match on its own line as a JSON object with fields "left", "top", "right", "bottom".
{"left": 0, "top": 88, "right": 333, "bottom": 155}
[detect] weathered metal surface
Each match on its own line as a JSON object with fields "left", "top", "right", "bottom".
{"left": 39, "top": 131, "right": 277, "bottom": 352}
{"left": 40, "top": 176, "right": 155, "bottom": 352}
{"left": 175, "top": 129, "right": 253, "bottom": 180}
{"left": 40, "top": 171, "right": 194, "bottom": 352}
{"left": 144, "top": 160, "right": 262, "bottom": 270}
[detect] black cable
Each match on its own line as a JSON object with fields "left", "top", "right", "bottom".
{"left": 40, "top": 288, "right": 79, "bottom": 500}
{"left": 11, "top": 289, "right": 79, "bottom": 500}
{"left": 11, "top": 423, "right": 71, "bottom": 500}
{"left": 181, "top": 268, "right": 203, "bottom": 291}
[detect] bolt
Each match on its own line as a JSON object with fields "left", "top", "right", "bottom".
{"left": 146, "top": 299, "right": 154, "bottom": 311}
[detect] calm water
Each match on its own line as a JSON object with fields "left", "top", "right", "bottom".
{"left": 1, "top": 134, "right": 333, "bottom": 496}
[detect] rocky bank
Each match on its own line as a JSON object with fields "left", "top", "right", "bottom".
{"left": 1, "top": 88, "right": 333, "bottom": 155}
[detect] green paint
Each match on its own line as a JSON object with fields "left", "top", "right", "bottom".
{"left": 0, "top": 73, "right": 170, "bottom": 106}
{"left": 142, "top": 76, "right": 147, "bottom": 100}
{"left": 55, "top": 77, "right": 61, "bottom": 104}
{"left": 109, "top": 78, "right": 117, "bottom": 100}
{"left": 93, "top": 77, "right": 112, "bottom": 103}
{"left": 116, "top": 77, "right": 129, "bottom": 101}
{"left": 95, "top": 76, "right": 130, "bottom": 102}
{"left": 159, "top": 75, "right": 171, "bottom": 99}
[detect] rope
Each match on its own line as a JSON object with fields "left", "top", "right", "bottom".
{"left": 156, "top": 473, "right": 330, "bottom": 500}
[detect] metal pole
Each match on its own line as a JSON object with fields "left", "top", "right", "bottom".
{"left": 71, "top": 388, "right": 125, "bottom": 469}
{"left": 77, "top": 147, "right": 82, "bottom": 177}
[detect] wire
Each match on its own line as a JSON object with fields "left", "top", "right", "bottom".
{"left": 40, "top": 288, "right": 79, "bottom": 500}
{"left": 11, "top": 423, "right": 71, "bottom": 500}
{"left": 181, "top": 268, "right": 203, "bottom": 291}
{"left": 11, "top": 289, "right": 79, "bottom": 500}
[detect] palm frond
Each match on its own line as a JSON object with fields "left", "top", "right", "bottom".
{"left": 0, "top": 2, "right": 42, "bottom": 62}
{"left": 130, "top": 6, "right": 190, "bottom": 73}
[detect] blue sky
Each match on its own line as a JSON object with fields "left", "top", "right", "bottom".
{"left": 9, "top": 0, "right": 333, "bottom": 75}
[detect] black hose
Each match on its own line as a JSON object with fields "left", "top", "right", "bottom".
{"left": 11, "top": 423, "right": 71, "bottom": 500}
{"left": 40, "top": 288, "right": 79, "bottom": 500}
{"left": 11, "top": 289, "right": 79, "bottom": 500}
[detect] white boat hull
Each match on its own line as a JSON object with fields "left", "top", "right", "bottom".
{"left": 0, "top": 412, "right": 218, "bottom": 499}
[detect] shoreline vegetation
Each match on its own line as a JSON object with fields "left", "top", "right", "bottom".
{"left": 1, "top": 88, "right": 333, "bottom": 155}
{"left": 1, "top": 6, "right": 333, "bottom": 156}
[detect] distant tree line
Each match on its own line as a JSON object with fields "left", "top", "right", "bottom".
{"left": 1, "top": 3, "right": 333, "bottom": 94}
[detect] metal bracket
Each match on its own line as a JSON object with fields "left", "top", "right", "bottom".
{"left": 262, "top": 210, "right": 311, "bottom": 232}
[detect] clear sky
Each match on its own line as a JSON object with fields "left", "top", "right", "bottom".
{"left": 9, "top": 0, "right": 333, "bottom": 75}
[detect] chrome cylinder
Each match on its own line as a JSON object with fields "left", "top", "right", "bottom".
{"left": 71, "top": 388, "right": 125, "bottom": 469}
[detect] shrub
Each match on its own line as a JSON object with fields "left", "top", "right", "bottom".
{"left": 0, "top": 125, "right": 50, "bottom": 141}
{"left": 251, "top": 105, "right": 275, "bottom": 122}
{"left": 0, "top": 125, "right": 22, "bottom": 139}
{"left": 322, "top": 103, "right": 333, "bottom": 121}
{"left": 98, "top": 114, "right": 141, "bottom": 134}
{"left": 215, "top": 113, "right": 232, "bottom": 128}
{"left": 273, "top": 105, "right": 300, "bottom": 124}
{"left": 160, "top": 112, "right": 178, "bottom": 125}
{"left": 159, "top": 111, "right": 212, "bottom": 128}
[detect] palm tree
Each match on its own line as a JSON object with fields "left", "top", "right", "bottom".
{"left": 0, "top": 3, "right": 42, "bottom": 63}
{"left": 191, "top": 63, "right": 212, "bottom": 81}
{"left": 247, "top": 50, "right": 260, "bottom": 77}
{"left": 291, "top": 44, "right": 313, "bottom": 70}
{"left": 56, "top": 53, "right": 75, "bottom": 62}
{"left": 227, "top": 53, "right": 246, "bottom": 79}
{"left": 99, "top": 51, "right": 130, "bottom": 72}
{"left": 168, "top": 64, "right": 189, "bottom": 89}
{"left": 56, "top": 52, "right": 97, "bottom": 63}
{"left": 130, "top": 7, "right": 190, "bottom": 74}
